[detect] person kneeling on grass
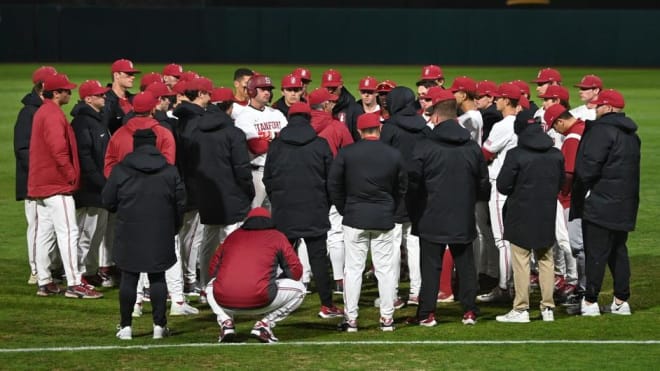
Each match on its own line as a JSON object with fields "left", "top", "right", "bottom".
{"left": 206, "top": 207, "right": 306, "bottom": 343}
{"left": 103, "top": 128, "right": 185, "bottom": 340}
{"left": 495, "top": 110, "right": 564, "bottom": 323}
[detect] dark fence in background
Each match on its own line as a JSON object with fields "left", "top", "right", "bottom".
{"left": 1, "top": 5, "right": 659, "bottom": 66}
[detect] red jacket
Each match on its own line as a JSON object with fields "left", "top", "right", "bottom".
{"left": 208, "top": 215, "right": 302, "bottom": 309}
{"left": 310, "top": 110, "right": 354, "bottom": 157}
{"left": 28, "top": 100, "right": 80, "bottom": 198}
{"left": 104, "top": 116, "right": 176, "bottom": 178}
{"left": 559, "top": 119, "right": 585, "bottom": 209}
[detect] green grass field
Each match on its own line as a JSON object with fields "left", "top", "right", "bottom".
{"left": 0, "top": 64, "right": 659, "bottom": 370}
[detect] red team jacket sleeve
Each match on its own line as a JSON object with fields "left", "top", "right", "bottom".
{"left": 104, "top": 138, "right": 119, "bottom": 178}
{"left": 44, "top": 113, "right": 76, "bottom": 182}
{"left": 561, "top": 137, "right": 580, "bottom": 196}
{"left": 481, "top": 146, "right": 495, "bottom": 162}
{"left": 208, "top": 242, "right": 224, "bottom": 280}
{"left": 155, "top": 126, "right": 176, "bottom": 165}
{"left": 247, "top": 138, "right": 270, "bottom": 156}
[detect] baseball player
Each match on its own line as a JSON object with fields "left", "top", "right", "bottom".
{"left": 272, "top": 74, "right": 303, "bottom": 117}
{"left": 162, "top": 63, "right": 183, "bottom": 88}
{"left": 356, "top": 76, "right": 380, "bottom": 114}
{"left": 30, "top": 73, "right": 103, "bottom": 299}
{"left": 103, "top": 59, "right": 140, "bottom": 135}
{"left": 321, "top": 69, "right": 362, "bottom": 142}
{"left": 234, "top": 74, "right": 288, "bottom": 209}
{"left": 231, "top": 68, "right": 254, "bottom": 120}
{"left": 570, "top": 74, "right": 602, "bottom": 121}
{"left": 291, "top": 67, "right": 312, "bottom": 101}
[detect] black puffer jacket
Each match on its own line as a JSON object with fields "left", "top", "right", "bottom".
{"left": 102, "top": 89, "right": 134, "bottom": 135}
{"left": 191, "top": 109, "right": 254, "bottom": 225}
{"left": 71, "top": 101, "right": 110, "bottom": 208}
{"left": 13, "top": 90, "right": 42, "bottom": 201}
{"left": 264, "top": 115, "right": 333, "bottom": 238}
{"left": 498, "top": 124, "right": 564, "bottom": 250}
{"left": 570, "top": 112, "right": 640, "bottom": 231}
{"left": 102, "top": 145, "right": 184, "bottom": 273}
{"left": 381, "top": 87, "right": 430, "bottom": 222}
{"left": 408, "top": 119, "right": 490, "bottom": 244}
{"left": 173, "top": 101, "right": 206, "bottom": 211}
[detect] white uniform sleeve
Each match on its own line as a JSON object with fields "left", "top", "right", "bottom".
{"left": 483, "top": 118, "right": 513, "bottom": 154}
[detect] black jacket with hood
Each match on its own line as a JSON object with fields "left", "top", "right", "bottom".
{"left": 263, "top": 114, "right": 333, "bottom": 238}
{"left": 332, "top": 86, "right": 362, "bottom": 142}
{"left": 191, "top": 109, "right": 254, "bottom": 225}
{"left": 173, "top": 101, "right": 206, "bottom": 211}
{"left": 102, "top": 144, "right": 185, "bottom": 273}
{"left": 381, "top": 87, "right": 430, "bottom": 222}
{"left": 497, "top": 119, "right": 564, "bottom": 250}
{"left": 408, "top": 119, "right": 490, "bottom": 244}
{"left": 14, "top": 90, "right": 42, "bottom": 201}
{"left": 70, "top": 101, "right": 110, "bottom": 208}
{"left": 570, "top": 112, "right": 640, "bottom": 231}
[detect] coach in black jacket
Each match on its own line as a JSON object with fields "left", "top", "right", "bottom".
{"left": 406, "top": 89, "right": 490, "bottom": 326}
{"left": 264, "top": 103, "right": 339, "bottom": 314}
{"left": 570, "top": 90, "right": 640, "bottom": 314}
{"left": 496, "top": 110, "right": 564, "bottom": 322}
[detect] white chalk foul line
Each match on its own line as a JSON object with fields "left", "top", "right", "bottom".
{"left": 1, "top": 340, "right": 659, "bottom": 353}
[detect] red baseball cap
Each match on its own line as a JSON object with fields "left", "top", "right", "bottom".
{"left": 111, "top": 59, "right": 140, "bottom": 74}
{"left": 146, "top": 81, "right": 176, "bottom": 98}
{"left": 43, "top": 74, "right": 77, "bottom": 91}
{"left": 511, "top": 80, "right": 531, "bottom": 96}
{"left": 281, "top": 74, "right": 303, "bottom": 89}
{"left": 357, "top": 113, "right": 381, "bottom": 130}
{"left": 376, "top": 80, "right": 397, "bottom": 93}
{"left": 590, "top": 89, "right": 625, "bottom": 108}
{"left": 210, "top": 87, "right": 235, "bottom": 103}
{"left": 532, "top": 68, "right": 562, "bottom": 84}
{"left": 359, "top": 76, "right": 378, "bottom": 91}
{"left": 78, "top": 80, "right": 109, "bottom": 99}
{"left": 132, "top": 91, "right": 158, "bottom": 113}
{"left": 308, "top": 88, "right": 339, "bottom": 105}
{"left": 180, "top": 71, "right": 199, "bottom": 82}
{"left": 428, "top": 88, "right": 456, "bottom": 106}
{"left": 491, "top": 83, "right": 523, "bottom": 100}
{"left": 575, "top": 74, "right": 603, "bottom": 89}
{"left": 292, "top": 67, "right": 312, "bottom": 82}
{"left": 419, "top": 65, "right": 443, "bottom": 81}
{"left": 539, "top": 85, "right": 570, "bottom": 101}
{"left": 519, "top": 95, "right": 530, "bottom": 110}
{"left": 173, "top": 80, "right": 188, "bottom": 95}
{"left": 140, "top": 72, "right": 163, "bottom": 89}
{"left": 186, "top": 77, "right": 213, "bottom": 92}
{"left": 248, "top": 207, "right": 271, "bottom": 218}
{"left": 543, "top": 104, "right": 568, "bottom": 126}
{"left": 288, "top": 102, "right": 311, "bottom": 117}
{"left": 32, "top": 66, "right": 57, "bottom": 84}
{"left": 449, "top": 76, "right": 477, "bottom": 94}
{"left": 321, "top": 69, "right": 343, "bottom": 88}
{"left": 162, "top": 63, "right": 183, "bottom": 78}
{"left": 476, "top": 80, "right": 498, "bottom": 97}
{"left": 419, "top": 86, "right": 442, "bottom": 100}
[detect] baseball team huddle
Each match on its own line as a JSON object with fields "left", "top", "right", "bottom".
{"left": 14, "top": 60, "right": 640, "bottom": 343}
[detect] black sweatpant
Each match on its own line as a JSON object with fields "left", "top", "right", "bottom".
{"left": 119, "top": 270, "right": 167, "bottom": 327}
{"left": 290, "top": 235, "right": 334, "bottom": 308}
{"left": 417, "top": 239, "right": 478, "bottom": 319}
{"left": 583, "top": 220, "right": 631, "bottom": 303}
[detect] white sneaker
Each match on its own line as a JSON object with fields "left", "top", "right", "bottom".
{"left": 170, "top": 301, "right": 199, "bottom": 316}
{"left": 153, "top": 325, "right": 170, "bottom": 339}
{"left": 541, "top": 307, "right": 554, "bottom": 322}
{"left": 28, "top": 273, "right": 38, "bottom": 285}
{"left": 610, "top": 298, "right": 631, "bottom": 315}
{"left": 116, "top": 325, "right": 132, "bottom": 340}
{"left": 132, "top": 303, "right": 143, "bottom": 318}
{"left": 496, "top": 309, "right": 530, "bottom": 323}
{"left": 581, "top": 298, "right": 601, "bottom": 316}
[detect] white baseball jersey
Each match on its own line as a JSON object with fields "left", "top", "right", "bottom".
{"left": 231, "top": 102, "right": 249, "bottom": 120}
{"left": 569, "top": 104, "right": 596, "bottom": 121}
{"left": 483, "top": 114, "right": 517, "bottom": 180}
{"left": 458, "top": 109, "right": 484, "bottom": 146}
{"left": 235, "top": 106, "right": 288, "bottom": 167}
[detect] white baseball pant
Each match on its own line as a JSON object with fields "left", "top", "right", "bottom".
{"left": 76, "top": 207, "right": 108, "bottom": 275}
{"left": 99, "top": 212, "right": 115, "bottom": 268}
{"left": 343, "top": 225, "right": 396, "bottom": 321}
{"left": 296, "top": 239, "right": 312, "bottom": 284}
{"left": 179, "top": 210, "right": 203, "bottom": 286}
{"left": 35, "top": 194, "right": 81, "bottom": 287}
{"left": 393, "top": 222, "right": 420, "bottom": 297}
{"left": 251, "top": 167, "right": 270, "bottom": 209}
{"left": 206, "top": 278, "right": 306, "bottom": 325}
{"left": 327, "top": 205, "right": 344, "bottom": 281}
{"left": 474, "top": 200, "right": 498, "bottom": 278}
{"left": 488, "top": 180, "right": 511, "bottom": 290}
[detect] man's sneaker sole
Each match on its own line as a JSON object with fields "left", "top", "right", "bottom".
{"left": 250, "top": 328, "right": 278, "bottom": 343}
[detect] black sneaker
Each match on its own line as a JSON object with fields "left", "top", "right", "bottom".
{"left": 219, "top": 319, "right": 236, "bottom": 343}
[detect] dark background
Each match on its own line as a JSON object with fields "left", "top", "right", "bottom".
{"left": 2, "top": 1, "right": 659, "bottom": 66}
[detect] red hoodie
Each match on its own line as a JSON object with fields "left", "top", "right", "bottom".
{"left": 310, "top": 110, "right": 354, "bottom": 157}
{"left": 104, "top": 116, "right": 176, "bottom": 178}
{"left": 28, "top": 99, "right": 80, "bottom": 198}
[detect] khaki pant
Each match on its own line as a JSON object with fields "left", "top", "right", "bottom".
{"left": 512, "top": 244, "right": 554, "bottom": 311}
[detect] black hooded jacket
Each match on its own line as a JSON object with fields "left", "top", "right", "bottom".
{"left": 191, "top": 109, "right": 254, "bottom": 225}
{"left": 173, "top": 101, "right": 206, "bottom": 210}
{"left": 14, "top": 90, "right": 42, "bottom": 201}
{"left": 332, "top": 87, "right": 363, "bottom": 142}
{"left": 102, "top": 89, "right": 134, "bottom": 135}
{"left": 381, "top": 87, "right": 430, "bottom": 222}
{"left": 263, "top": 114, "right": 333, "bottom": 238}
{"left": 102, "top": 145, "right": 184, "bottom": 273}
{"left": 408, "top": 119, "right": 490, "bottom": 244}
{"left": 497, "top": 124, "right": 564, "bottom": 250}
{"left": 70, "top": 101, "right": 110, "bottom": 208}
{"left": 570, "top": 112, "right": 640, "bottom": 231}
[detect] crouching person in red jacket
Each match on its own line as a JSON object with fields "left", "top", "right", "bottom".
{"left": 206, "top": 207, "right": 306, "bottom": 343}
